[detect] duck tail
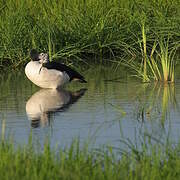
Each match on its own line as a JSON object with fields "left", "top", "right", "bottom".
{"left": 79, "top": 78, "right": 87, "bottom": 83}
{"left": 73, "top": 77, "right": 87, "bottom": 83}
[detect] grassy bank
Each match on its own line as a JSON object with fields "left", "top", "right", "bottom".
{"left": 0, "top": 0, "right": 179, "bottom": 68}
{"left": 0, "top": 138, "right": 180, "bottom": 179}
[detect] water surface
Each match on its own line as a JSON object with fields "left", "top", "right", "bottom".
{"left": 0, "top": 67, "right": 180, "bottom": 149}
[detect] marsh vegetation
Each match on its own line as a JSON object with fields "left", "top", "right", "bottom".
{"left": 0, "top": 0, "right": 179, "bottom": 80}
{"left": 0, "top": 129, "right": 180, "bottom": 179}
{"left": 0, "top": 1, "right": 180, "bottom": 179}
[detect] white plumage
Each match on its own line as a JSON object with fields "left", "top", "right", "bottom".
{"left": 25, "top": 61, "right": 70, "bottom": 89}
{"left": 25, "top": 49, "right": 86, "bottom": 89}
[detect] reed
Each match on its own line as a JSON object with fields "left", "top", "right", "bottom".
{"left": 0, "top": 0, "right": 179, "bottom": 68}
{"left": 128, "top": 24, "right": 177, "bottom": 83}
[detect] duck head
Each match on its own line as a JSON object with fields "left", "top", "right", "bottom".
{"left": 38, "top": 53, "right": 49, "bottom": 64}
{"left": 30, "top": 49, "right": 49, "bottom": 63}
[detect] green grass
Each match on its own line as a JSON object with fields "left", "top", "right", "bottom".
{"left": 0, "top": 136, "right": 180, "bottom": 180}
{"left": 126, "top": 24, "right": 178, "bottom": 83}
{"left": 0, "top": 0, "right": 179, "bottom": 68}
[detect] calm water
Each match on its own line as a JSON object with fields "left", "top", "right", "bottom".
{"left": 0, "top": 68, "right": 180, "bottom": 149}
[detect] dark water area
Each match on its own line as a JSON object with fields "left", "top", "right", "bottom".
{"left": 0, "top": 67, "right": 180, "bottom": 149}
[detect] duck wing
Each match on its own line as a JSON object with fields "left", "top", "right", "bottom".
{"left": 43, "top": 62, "right": 87, "bottom": 83}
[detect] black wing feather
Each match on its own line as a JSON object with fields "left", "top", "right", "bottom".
{"left": 43, "top": 62, "right": 87, "bottom": 82}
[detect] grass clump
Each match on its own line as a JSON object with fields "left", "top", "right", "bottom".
{"left": 0, "top": 137, "right": 180, "bottom": 179}
{"left": 0, "top": 0, "right": 179, "bottom": 68}
{"left": 128, "top": 22, "right": 178, "bottom": 83}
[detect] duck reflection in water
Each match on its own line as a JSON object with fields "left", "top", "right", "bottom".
{"left": 26, "top": 88, "right": 87, "bottom": 128}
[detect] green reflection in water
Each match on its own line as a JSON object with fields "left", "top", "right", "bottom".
{"left": 0, "top": 66, "right": 179, "bottom": 126}
{"left": 132, "top": 82, "right": 179, "bottom": 125}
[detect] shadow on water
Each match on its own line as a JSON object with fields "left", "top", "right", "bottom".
{"left": 26, "top": 88, "right": 87, "bottom": 128}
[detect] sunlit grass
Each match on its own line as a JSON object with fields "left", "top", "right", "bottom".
{"left": 0, "top": 133, "right": 180, "bottom": 179}
{"left": 0, "top": 0, "right": 179, "bottom": 68}
{"left": 141, "top": 22, "right": 148, "bottom": 82}
{"left": 128, "top": 23, "right": 177, "bottom": 83}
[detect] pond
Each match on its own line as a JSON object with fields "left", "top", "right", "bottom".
{"left": 0, "top": 66, "right": 180, "bottom": 149}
